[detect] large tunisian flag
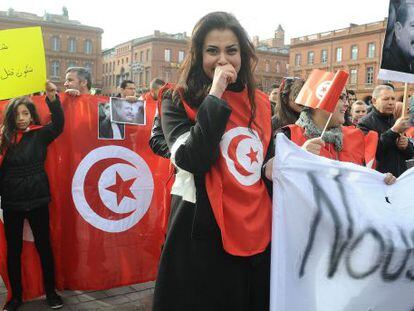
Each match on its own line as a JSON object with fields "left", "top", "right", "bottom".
{"left": 0, "top": 94, "right": 169, "bottom": 300}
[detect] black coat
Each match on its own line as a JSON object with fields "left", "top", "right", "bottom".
{"left": 0, "top": 96, "right": 64, "bottom": 211}
{"left": 149, "top": 111, "right": 170, "bottom": 158}
{"left": 358, "top": 107, "right": 414, "bottom": 177}
{"left": 153, "top": 85, "right": 273, "bottom": 311}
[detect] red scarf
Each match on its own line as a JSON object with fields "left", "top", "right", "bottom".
{"left": 0, "top": 125, "right": 43, "bottom": 167}
{"left": 182, "top": 89, "right": 272, "bottom": 256}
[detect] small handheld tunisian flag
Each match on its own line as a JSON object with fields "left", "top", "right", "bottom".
{"left": 296, "top": 69, "right": 349, "bottom": 113}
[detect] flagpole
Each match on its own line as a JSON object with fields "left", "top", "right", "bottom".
{"left": 320, "top": 113, "right": 333, "bottom": 140}
{"left": 402, "top": 82, "right": 409, "bottom": 118}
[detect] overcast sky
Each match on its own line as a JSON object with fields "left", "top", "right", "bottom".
{"left": 1, "top": 0, "right": 391, "bottom": 49}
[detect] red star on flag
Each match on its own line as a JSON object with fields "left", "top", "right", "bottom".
{"left": 246, "top": 147, "right": 259, "bottom": 164}
{"left": 106, "top": 172, "right": 137, "bottom": 205}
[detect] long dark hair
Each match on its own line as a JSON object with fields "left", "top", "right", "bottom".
{"left": 0, "top": 96, "right": 40, "bottom": 154}
{"left": 176, "top": 11, "right": 258, "bottom": 127}
{"left": 272, "top": 78, "right": 304, "bottom": 131}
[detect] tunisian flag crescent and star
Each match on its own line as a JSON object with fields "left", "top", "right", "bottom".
{"left": 295, "top": 69, "right": 349, "bottom": 113}
{"left": 0, "top": 94, "right": 169, "bottom": 300}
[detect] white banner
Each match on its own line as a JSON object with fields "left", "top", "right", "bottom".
{"left": 271, "top": 134, "right": 414, "bottom": 311}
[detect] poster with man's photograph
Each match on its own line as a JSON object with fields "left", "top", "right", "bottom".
{"left": 379, "top": 0, "right": 414, "bottom": 83}
{"left": 110, "top": 97, "right": 146, "bottom": 125}
{"left": 98, "top": 101, "right": 125, "bottom": 140}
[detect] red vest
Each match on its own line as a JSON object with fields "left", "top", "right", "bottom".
{"left": 182, "top": 88, "right": 272, "bottom": 256}
{"left": 287, "top": 124, "right": 378, "bottom": 167}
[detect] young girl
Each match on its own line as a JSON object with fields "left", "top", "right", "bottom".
{"left": 153, "top": 12, "right": 273, "bottom": 310}
{"left": 0, "top": 81, "right": 64, "bottom": 311}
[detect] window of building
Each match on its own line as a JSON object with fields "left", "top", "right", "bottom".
{"left": 366, "top": 66, "right": 374, "bottom": 84}
{"left": 265, "top": 60, "right": 270, "bottom": 72}
{"left": 139, "top": 72, "right": 143, "bottom": 85}
{"left": 134, "top": 52, "right": 138, "bottom": 61}
{"left": 368, "top": 43, "right": 375, "bottom": 58}
{"left": 351, "top": 45, "right": 358, "bottom": 60}
{"left": 165, "top": 49, "right": 171, "bottom": 62}
{"left": 68, "top": 37, "right": 76, "bottom": 53}
{"left": 336, "top": 47, "right": 343, "bottom": 62}
{"left": 51, "top": 60, "right": 60, "bottom": 77}
{"left": 140, "top": 51, "right": 144, "bottom": 62}
{"left": 145, "top": 69, "right": 150, "bottom": 86}
{"left": 67, "top": 61, "right": 76, "bottom": 68}
{"left": 146, "top": 49, "right": 150, "bottom": 61}
{"left": 109, "top": 75, "right": 112, "bottom": 86}
{"left": 178, "top": 51, "right": 185, "bottom": 63}
{"left": 126, "top": 57, "right": 129, "bottom": 64}
{"left": 84, "top": 39, "right": 93, "bottom": 54}
{"left": 295, "top": 54, "right": 301, "bottom": 66}
{"left": 122, "top": 59, "right": 124, "bottom": 65}
{"left": 51, "top": 36, "right": 60, "bottom": 52}
{"left": 350, "top": 69, "right": 358, "bottom": 84}
{"left": 165, "top": 70, "right": 171, "bottom": 82}
{"left": 276, "top": 62, "right": 281, "bottom": 73}
{"left": 321, "top": 49, "right": 328, "bottom": 64}
{"left": 307, "top": 51, "right": 315, "bottom": 65}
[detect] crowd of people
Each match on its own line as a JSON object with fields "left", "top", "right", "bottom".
{"left": 1, "top": 10, "right": 414, "bottom": 311}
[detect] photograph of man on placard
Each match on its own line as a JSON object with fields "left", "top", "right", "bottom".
{"left": 98, "top": 102, "right": 125, "bottom": 140}
{"left": 380, "top": 0, "right": 414, "bottom": 82}
{"left": 110, "top": 97, "right": 146, "bottom": 125}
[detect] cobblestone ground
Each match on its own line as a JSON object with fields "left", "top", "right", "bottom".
{"left": 0, "top": 278, "right": 154, "bottom": 310}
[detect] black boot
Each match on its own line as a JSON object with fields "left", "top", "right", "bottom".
{"left": 46, "top": 292, "right": 63, "bottom": 309}
{"left": 3, "top": 298, "right": 22, "bottom": 311}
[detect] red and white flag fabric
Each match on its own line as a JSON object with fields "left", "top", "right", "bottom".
{"left": 296, "top": 69, "right": 349, "bottom": 113}
{"left": 0, "top": 94, "right": 169, "bottom": 300}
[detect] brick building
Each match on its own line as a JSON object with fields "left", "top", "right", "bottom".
{"left": 102, "top": 26, "right": 289, "bottom": 96}
{"left": 288, "top": 19, "right": 408, "bottom": 99}
{"left": 0, "top": 7, "right": 103, "bottom": 91}
{"left": 102, "top": 31, "right": 188, "bottom": 96}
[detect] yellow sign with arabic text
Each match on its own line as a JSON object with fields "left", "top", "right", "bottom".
{"left": 0, "top": 27, "right": 46, "bottom": 100}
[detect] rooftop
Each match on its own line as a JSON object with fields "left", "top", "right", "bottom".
{"left": 0, "top": 7, "right": 103, "bottom": 32}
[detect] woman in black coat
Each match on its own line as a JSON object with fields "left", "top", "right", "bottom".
{"left": 0, "top": 82, "right": 64, "bottom": 311}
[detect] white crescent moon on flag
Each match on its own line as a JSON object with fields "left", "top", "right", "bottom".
{"left": 220, "top": 127, "right": 264, "bottom": 186}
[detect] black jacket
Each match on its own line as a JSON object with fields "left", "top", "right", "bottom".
{"left": 358, "top": 107, "right": 414, "bottom": 177}
{"left": 0, "top": 96, "right": 64, "bottom": 211}
{"left": 149, "top": 110, "right": 170, "bottom": 158}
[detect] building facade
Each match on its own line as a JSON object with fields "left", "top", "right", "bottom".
{"left": 102, "top": 27, "right": 289, "bottom": 96}
{"left": 0, "top": 8, "right": 103, "bottom": 91}
{"left": 288, "top": 19, "right": 408, "bottom": 99}
{"left": 102, "top": 31, "right": 188, "bottom": 96}
{"left": 253, "top": 25, "right": 290, "bottom": 92}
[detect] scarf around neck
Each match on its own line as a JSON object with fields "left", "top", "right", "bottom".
{"left": 295, "top": 109, "right": 343, "bottom": 151}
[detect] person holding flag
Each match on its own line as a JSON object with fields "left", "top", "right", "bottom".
{"left": 265, "top": 69, "right": 396, "bottom": 185}
{"left": 153, "top": 11, "right": 273, "bottom": 310}
{"left": 0, "top": 81, "right": 64, "bottom": 310}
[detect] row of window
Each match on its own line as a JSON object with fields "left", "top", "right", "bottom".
{"left": 348, "top": 66, "right": 375, "bottom": 85}
{"left": 135, "top": 49, "right": 151, "bottom": 62}
{"left": 50, "top": 36, "right": 93, "bottom": 54}
{"left": 264, "top": 60, "right": 286, "bottom": 73}
{"left": 103, "top": 69, "right": 152, "bottom": 88}
{"left": 295, "top": 43, "right": 376, "bottom": 66}
{"left": 50, "top": 60, "right": 92, "bottom": 77}
{"left": 297, "top": 66, "right": 376, "bottom": 85}
{"left": 103, "top": 49, "right": 186, "bottom": 74}
{"left": 165, "top": 49, "right": 185, "bottom": 63}
{"left": 103, "top": 57, "right": 131, "bottom": 73}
